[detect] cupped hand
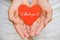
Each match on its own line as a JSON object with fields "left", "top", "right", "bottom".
{"left": 38, "top": 0, "right": 52, "bottom": 25}
{"left": 29, "top": 0, "right": 52, "bottom": 37}
{"left": 29, "top": 11, "right": 46, "bottom": 37}
{"left": 8, "top": 0, "right": 30, "bottom": 39}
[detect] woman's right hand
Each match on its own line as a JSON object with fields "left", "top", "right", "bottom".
{"left": 8, "top": 0, "right": 30, "bottom": 39}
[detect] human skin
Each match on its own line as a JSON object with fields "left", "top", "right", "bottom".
{"left": 8, "top": 0, "right": 52, "bottom": 39}
{"left": 8, "top": 0, "right": 30, "bottom": 39}
{"left": 29, "top": 0, "right": 52, "bottom": 37}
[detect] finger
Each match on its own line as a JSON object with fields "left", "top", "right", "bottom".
{"left": 8, "top": 1, "right": 19, "bottom": 23}
{"left": 11, "top": 11, "right": 20, "bottom": 24}
{"left": 14, "top": 24, "right": 25, "bottom": 39}
{"left": 19, "top": 20, "right": 29, "bottom": 37}
{"left": 30, "top": 18, "right": 40, "bottom": 32}
{"left": 40, "top": 11, "right": 47, "bottom": 26}
{"left": 21, "top": 24, "right": 29, "bottom": 37}
{"left": 35, "top": 11, "right": 47, "bottom": 35}
{"left": 45, "top": 8, "right": 52, "bottom": 25}
{"left": 12, "top": 17, "right": 21, "bottom": 24}
{"left": 14, "top": 11, "right": 29, "bottom": 37}
{"left": 30, "top": 18, "right": 41, "bottom": 37}
{"left": 35, "top": 22, "right": 44, "bottom": 35}
{"left": 36, "top": 22, "right": 44, "bottom": 35}
{"left": 8, "top": 4, "right": 15, "bottom": 21}
{"left": 14, "top": 10, "right": 19, "bottom": 18}
{"left": 26, "top": 25, "right": 30, "bottom": 34}
{"left": 30, "top": 23, "right": 40, "bottom": 37}
{"left": 31, "top": 11, "right": 46, "bottom": 31}
{"left": 30, "top": 23, "right": 36, "bottom": 37}
{"left": 30, "top": 21, "right": 38, "bottom": 31}
{"left": 14, "top": 12, "right": 22, "bottom": 23}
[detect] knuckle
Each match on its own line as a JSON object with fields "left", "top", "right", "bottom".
{"left": 8, "top": 17, "right": 14, "bottom": 22}
{"left": 49, "top": 18, "right": 52, "bottom": 21}
{"left": 8, "top": 17, "right": 13, "bottom": 21}
{"left": 47, "top": 18, "right": 52, "bottom": 22}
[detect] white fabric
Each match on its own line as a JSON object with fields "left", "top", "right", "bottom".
{"left": 0, "top": 0, "right": 60, "bottom": 40}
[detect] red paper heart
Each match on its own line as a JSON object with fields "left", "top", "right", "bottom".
{"left": 18, "top": 4, "right": 42, "bottom": 26}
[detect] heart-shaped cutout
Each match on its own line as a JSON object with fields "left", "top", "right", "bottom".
{"left": 18, "top": 4, "right": 42, "bottom": 26}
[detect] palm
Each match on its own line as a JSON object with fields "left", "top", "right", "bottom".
{"left": 8, "top": 0, "right": 30, "bottom": 39}
{"left": 29, "top": 0, "right": 52, "bottom": 37}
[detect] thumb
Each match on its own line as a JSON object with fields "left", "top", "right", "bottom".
{"left": 14, "top": 10, "right": 19, "bottom": 18}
